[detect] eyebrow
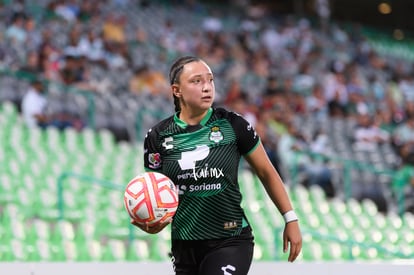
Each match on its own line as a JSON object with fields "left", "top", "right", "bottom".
{"left": 190, "top": 73, "right": 213, "bottom": 78}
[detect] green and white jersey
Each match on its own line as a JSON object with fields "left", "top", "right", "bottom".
{"left": 144, "top": 107, "right": 260, "bottom": 240}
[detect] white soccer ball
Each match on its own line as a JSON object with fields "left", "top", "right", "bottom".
{"left": 124, "top": 172, "right": 179, "bottom": 227}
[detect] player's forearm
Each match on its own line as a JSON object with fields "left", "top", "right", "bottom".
{"left": 245, "top": 142, "right": 295, "bottom": 214}
{"left": 261, "top": 171, "right": 294, "bottom": 215}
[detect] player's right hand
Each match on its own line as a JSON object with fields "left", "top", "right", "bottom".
{"left": 130, "top": 218, "right": 172, "bottom": 234}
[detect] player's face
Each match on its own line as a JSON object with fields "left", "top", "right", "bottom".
{"left": 175, "top": 61, "right": 215, "bottom": 112}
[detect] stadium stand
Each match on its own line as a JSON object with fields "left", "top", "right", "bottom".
{"left": 1, "top": 101, "right": 413, "bottom": 262}
{"left": 1, "top": 0, "right": 414, "bottom": 263}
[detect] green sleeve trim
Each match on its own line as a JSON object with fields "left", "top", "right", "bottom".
{"left": 244, "top": 138, "right": 260, "bottom": 156}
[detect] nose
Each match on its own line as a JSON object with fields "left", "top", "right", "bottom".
{"left": 202, "top": 80, "right": 213, "bottom": 93}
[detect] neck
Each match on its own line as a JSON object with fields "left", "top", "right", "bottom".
{"left": 179, "top": 108, "right": 209, "bottom": 126}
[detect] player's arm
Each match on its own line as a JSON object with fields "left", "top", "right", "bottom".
{"left": 244, "top": 142, "right": 302, "bottom": 262}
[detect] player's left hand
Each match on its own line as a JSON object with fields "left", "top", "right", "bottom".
{"left": 131, "top": 218, "right": 172, "bottom": 234}
{"left": 283, "top": 221, "right": 302, "bottom": 262}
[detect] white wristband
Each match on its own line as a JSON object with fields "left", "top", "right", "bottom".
{"left": 283, "top": 210, "right": 298, "bottom": 223}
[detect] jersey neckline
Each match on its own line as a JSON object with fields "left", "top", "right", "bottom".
{"left": 174, "top": 107, "right": 213, "bottom": 129}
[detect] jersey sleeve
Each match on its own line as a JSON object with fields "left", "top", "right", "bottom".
{"left": 143, "top": 128, "right": 163, "bottom": 171}
{"left": 229, "top": 112, "right": 260, "bottom": 155}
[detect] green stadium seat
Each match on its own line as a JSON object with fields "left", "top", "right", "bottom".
{"left": 35, "top": 239, "right": 57, "bottom": 261}
{"left": 0, "top": 175, "right": 17, "bottom": 204}
{"left": 368, "top": 228, "right": 384, "bottom": 243}
{"left": 83, "top": 239, "right": 104, "bottom": 261}
{"left": 50, "top": 220, "right": 75, "bottom": 244}
{"left": 150, "top": 237, "right": 171, "bottom": 261}
{"left": 253, "top": 243, "right": 265, "bottom": 261}
{"left": 347, "top": 198, "right": 362, "bottom": 216}
{"left": 0, "top": 241, "right": 15, "bottom": 261}
{"left": 35, "top": 189, "right": 60, "bottom": 220}
{"left": 353, "top": 246, "right": 379, "bottom": 261}
{"left": 308, "top": 184, "right": 326, "bottom": 203}
{"left": 400, "top": 243, "right": 414, "bottom": 258}
{"left": 326, "top": 242, "right": 349, "bottom": 261}
{"left": 126, "top": 239, "right": 150, "bottom": 261}
{"left": 387, "top": 212, "right": 403, "bottom": 229}
{"left": 308, "top": 242, "right": 324, "bottom": 261}
{"left": 9, "top": 239, "right": 28, "bottom": 262}
{"left": 402, "top": 212, "right": 414, "bottom": 230}
{"left": 101, "top": 239, "right": 126, "bottom": 261}
{"left": 55, "top": 240, "right": 76, "bottom": 261}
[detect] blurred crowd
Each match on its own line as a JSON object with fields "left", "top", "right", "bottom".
{"left": 1, "top": 0, "right": 414, "bottom": 212}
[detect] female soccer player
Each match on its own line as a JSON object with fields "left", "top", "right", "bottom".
{"left": 133, "top": 56, "right": 302, "bottom": 274}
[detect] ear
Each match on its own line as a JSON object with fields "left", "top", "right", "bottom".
{"left": 172, "top": 85, "right": 181, "bottom": 97}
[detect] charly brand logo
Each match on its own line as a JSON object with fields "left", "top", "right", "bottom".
{"left": 209, "top": 126, "right": 223, "bottom": 143}
{"left": 162, "top": 136, "right": 174, "bottom": 150}
{"left": 221, "top": 264, "right": 236, "bottom": 275}
{"left": 247, "top": 123, "right": 257, "bottom": 139}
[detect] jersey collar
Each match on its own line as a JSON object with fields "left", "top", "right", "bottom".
{"left": 174, "top": 107, "right": 213, "bottom": 128}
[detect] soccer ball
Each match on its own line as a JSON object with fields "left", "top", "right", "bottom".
{"left": 124, "top": 171, "right": 179, "bottom": 227}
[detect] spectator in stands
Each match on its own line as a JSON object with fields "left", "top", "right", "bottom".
{"left": 53, "top": 0, "right": 79, "bottom": 22}
{"left": 306, "top": 83, "right": 328, "bottom": 121}
{"left": 63, "top": 26, "right": 83, "bottom": 58}
{"left": 227, "top": 92, "right": 257, "bottom": 128}
{"left": 278, "top": 119, "right": 334, "bottom": 196}
{"left": 392, "top": 114, "right": 414, "bottom": 155}
{"left": 266, "top": 97, "right": 291, "bottom": 138}
{"left": 38, "top": 32, "right": 62, "bottom": 81}
{"left": 59, "top": 54, "right": 97, "bottom": 92}
{"left": 21, "top": 80, "right": 83, "bottom": 130}
{"left": 5, "top": 12, "right": 27, "bottom": 45}
{"left": 392, "top": 143, "right": 414, "bottom": 214}
{"left": 374, "top": 107, "right": 398, "bottom": 136}
{"left": 21, "top": 80, "right": 48, "bottom": 128}
{"left": 352, "top": 113, "right": 390, "bottom": 152}
{"left": 24, "top": 15, "right": 42, "bottom": 50}
{"left": 323, "top": 63, "right": 349, "bottom": 117}
{"left": 223, "top": 78, "right": 243, "bottom": 106}
{"left": 128, "top": 64, "right": 170, "bottom": 98}
{"left": 19, "top": 51, "right": 41, "bottom": 79}
{"left": 255, "top": 114, "right": 284, "bottom": 177}
{"left": 102, "top": 13, "right": 130, "bottom": 67}
{"left": 77, "top": 28, "right": 107, "bottom": 66}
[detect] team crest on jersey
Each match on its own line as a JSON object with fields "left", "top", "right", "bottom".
{"left": 148, "top": 153, "right": 161, "bottom": 169}
{"left": 209, "top": 126, "right": 223, "bottom": 143}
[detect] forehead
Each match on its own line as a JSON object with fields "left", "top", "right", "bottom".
{"left": 181, "top": 61, "right": 212, "bottom": 77}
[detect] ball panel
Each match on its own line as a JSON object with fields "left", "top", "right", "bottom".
{"left": 123, "top": 172, "right": 178, "bottom": 228}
